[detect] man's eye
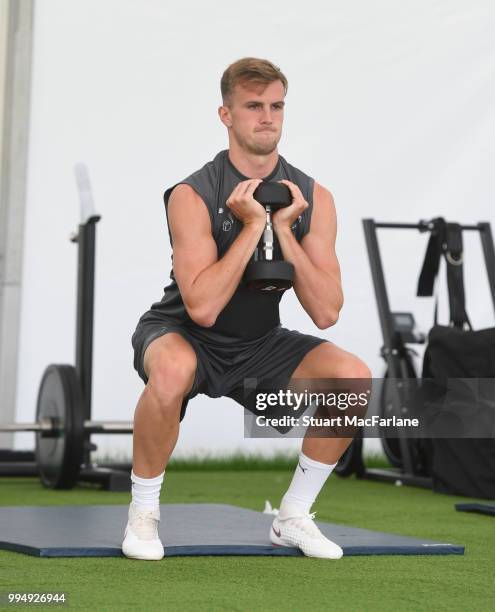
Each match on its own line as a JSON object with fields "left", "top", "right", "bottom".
{"left": 247, "top": 104, "right": 283, "bottom": 110}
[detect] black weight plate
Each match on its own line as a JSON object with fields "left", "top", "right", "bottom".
{"left": 380, "top": 358, "right": 427, "bottom": 471}
{"left": 34, "top": 364, "right": 85, "bottom": 489}
{"left": 244, "top": 260, "right": 294, "bottom": 292}
{"left": 253, "top": 182, "right": 292, "bottom": 209}
{"left": 380, "top": 370, "right": 404, "bottom": 468}
{"left": 335, "top": 428, "right": 365, "bottom": 477}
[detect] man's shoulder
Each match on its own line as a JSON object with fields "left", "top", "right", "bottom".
{"left": 280, "top": 154, "right": 314, "bottom": 180}
{"left": 164, "top": 150, "right": 227, "bottom": 206}
{"left": 186, "top": 149, "right": 227, "bottom": 182}
{"left": 279, "top": 154, "right": 315, "bottom": 198}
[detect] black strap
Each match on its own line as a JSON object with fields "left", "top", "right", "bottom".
{"left": 444, "top": 222, "right": 472, "bottom": 328}
{"left": 417, "top": 217, "right": 445, "bottom": 298}
{"left": 417, "top": 218, "right": 472, "bottom": 329}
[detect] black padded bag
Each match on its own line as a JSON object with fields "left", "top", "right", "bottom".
{"left": 417, "top": 218, "right": 495, "bottom": 498}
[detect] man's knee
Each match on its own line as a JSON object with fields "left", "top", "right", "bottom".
{"left": 309, "top": 346, "right": 371, "bottom": 420}
{"left": 341, "top": 356, "right": 372, "bottom": 380}
{"left": 336, "top": 355, "right": 371, "bottom": 420}
{"left": 143, "top": 333, "right": 197, "bottom": 408}
{"left": 314, "top": 344, "right": 372, "bottom": 380}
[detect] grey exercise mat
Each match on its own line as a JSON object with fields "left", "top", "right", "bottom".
{"left": 0, "top": 503, "right": 464, "bottom": 557}
{"left": 456, "top": 503, "right": 495, "bottom": 516}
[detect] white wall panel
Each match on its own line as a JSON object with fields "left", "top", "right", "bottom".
{"left": 14, "top": 0, "right": 495, "bottom": 457}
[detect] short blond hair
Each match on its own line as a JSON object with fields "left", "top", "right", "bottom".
{"left": 221, "top": 57, "right": 288, "bottom": 106}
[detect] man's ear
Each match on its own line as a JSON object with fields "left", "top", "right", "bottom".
{"left": 218, "top": 105, "right": 232, "bottom": 128}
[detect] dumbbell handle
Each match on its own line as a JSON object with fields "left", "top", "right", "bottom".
{"left": 263, "top": 207, "right": 274, "bottom": 261}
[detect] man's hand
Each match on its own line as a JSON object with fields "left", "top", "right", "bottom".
{"left": 270, "top": 181, "right": 343, "bottom": 329}
{"left": 226, "top": 179, "right": 266, "bottom": 227}
{"left": 168, "top": 183, "right": 265, "bottom": 328}
{"left": 272, "top": 179, "right": 309, "bottom": 231}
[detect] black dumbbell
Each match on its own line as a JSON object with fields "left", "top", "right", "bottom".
{"left": 244, "top": 182, "right": 294, "bottom": 292}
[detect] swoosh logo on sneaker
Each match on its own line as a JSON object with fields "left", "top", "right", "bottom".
{"left": 272, "top": 526, "right": 281, "bottom": 538}
{"left": 298, "top": 461, "right": 307, "bottom": 474}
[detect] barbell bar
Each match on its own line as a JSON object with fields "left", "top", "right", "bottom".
{"left": 0, "top": 420, "right": 134, "bottom": 435}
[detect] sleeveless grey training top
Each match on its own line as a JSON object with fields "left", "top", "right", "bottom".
{"left": 151, "top": 149, "right": 315, "bottom": 342}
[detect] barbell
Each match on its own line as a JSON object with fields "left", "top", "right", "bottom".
{"left": 0, "top": 420, "right": 133, "bottom": 434}
{"left": 0, "top": 364, "right": 134, "bottom": 490}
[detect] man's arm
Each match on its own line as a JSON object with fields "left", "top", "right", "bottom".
{"left": 273, "top": 180, "right": 343, "bottom": 329}
{"left": 167, "top": 182, "right": 265, "bottom": 327}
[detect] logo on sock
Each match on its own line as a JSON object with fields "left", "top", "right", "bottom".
{"left": 298, "top": 461, "right": 307, "bottom": 474}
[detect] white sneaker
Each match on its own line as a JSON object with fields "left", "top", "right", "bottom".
{"left": 270, "top": 508, "right": 343, "bottom": 559}
{"left": 122, "top": 502, "right": 165, "bottom": 560}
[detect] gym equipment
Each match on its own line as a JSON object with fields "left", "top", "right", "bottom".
{"left": 333, "top": 427, "right": 365, "bottom": 477}
{"left": 0, "top": 165, "right": 132, "bottom": 490}
{"left": 244, "top": 182, "right": 295, "bottom": 292}
{"left": 455, "top": 503, "right": 495, "bottom": 517}
{"left": 378, "top": 316, "right": 426, "bottom": 472}
{"left": 35, "top": 364, "right": 85, "bottom": 489}
{"left": 0, "top": 503, "right": 464, "bottom": 557}
{"left": 416, "top": 218, "right": 495, "bottom": 498}
{"left": 336, "top": 218, "right": 495, "bottom": 488}
{"left": 0, "top": 378, "right": 133, "bottom": 489}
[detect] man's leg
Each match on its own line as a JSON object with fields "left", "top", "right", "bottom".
{"left": 270, "top": 342, "right": 371, "bottom": 559}
{"left": 123, "top": 332, "right": 197, "bottom": 560}
{"left": 133, "top": 332, "right": 197, "bottom": 478}
{"left": 293, "top": 342, "right": 371, "bottom": 464}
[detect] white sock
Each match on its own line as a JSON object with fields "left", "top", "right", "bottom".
{"left": 279, "top": 452, "right": 337, "bottom": 518}
{"left": 131, "top": 470, "right": 165, "bottom": 510}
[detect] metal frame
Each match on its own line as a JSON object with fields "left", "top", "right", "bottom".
{"left": 74, "top": 215, "right": 99, "bottom": 467}
{"left": 360, "top": 218, "right": 495, "bottom": 487}
{"left": 0, "top": 207, "right": 131, "bottom": 491}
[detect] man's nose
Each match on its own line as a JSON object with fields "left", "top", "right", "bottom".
{"left": 260, "top": 107, "right": 273, "bottom": 123}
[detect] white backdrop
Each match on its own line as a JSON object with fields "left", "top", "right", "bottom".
{"left": 13, "top": 0, "right": 495, "bottom": 459}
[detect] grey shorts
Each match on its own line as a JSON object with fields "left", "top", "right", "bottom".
{"left": 131, "top": 310, "right": 328, "bottom": 421}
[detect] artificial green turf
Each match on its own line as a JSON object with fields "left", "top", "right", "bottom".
{"left": 96, "top": 450, "right": 391, "bottom": 471}
{"left": 0, "top": 470, "right": 493, "bottom": 612}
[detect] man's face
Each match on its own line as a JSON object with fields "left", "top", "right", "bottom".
{"left": 220, "top": 80, "right": 285, "bottom": 155}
